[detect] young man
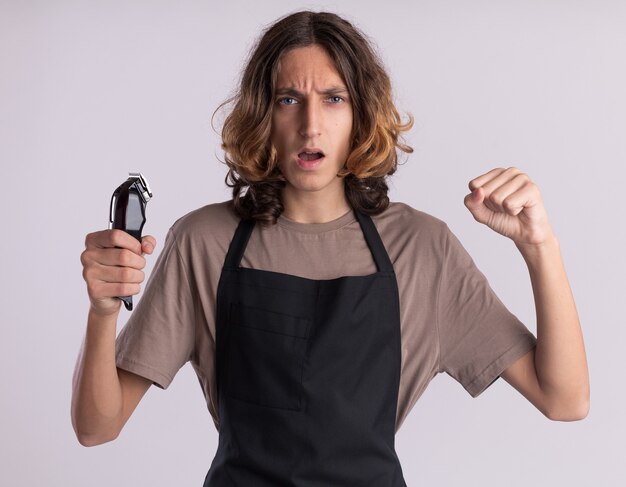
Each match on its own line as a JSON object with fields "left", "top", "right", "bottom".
{"left": 73, "top": 10, "right": 589, "bottom": 486}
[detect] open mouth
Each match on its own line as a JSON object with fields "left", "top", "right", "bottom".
{"left": 297, "top": 151, "right": 324, "bottom": 161}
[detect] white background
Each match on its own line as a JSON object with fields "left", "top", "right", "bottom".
{"left": 1, "top": 0, "right": 624, "bottom": 485}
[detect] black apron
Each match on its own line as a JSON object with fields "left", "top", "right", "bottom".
{"left": 203, "top": 209, "right": 407, "bottom": 486}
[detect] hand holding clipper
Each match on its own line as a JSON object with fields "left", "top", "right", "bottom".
{"left": 108, "top": 173, "right": 153, "bottom": 310}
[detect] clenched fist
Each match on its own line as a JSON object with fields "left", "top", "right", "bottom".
{"left": 464, "top": 167, "right": 556, "bottom": 249}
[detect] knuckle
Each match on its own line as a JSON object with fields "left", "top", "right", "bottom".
{"left": 109, "top": 229, "right": 123, "bottom": 246}
{"left": 515, "top": 172, "right": 529, "bottom": 183}
{"left": 502, "top": 198, "right": 515, "bottom": 210}
{"left": 86, "top": 282, "right": 97, "bottom": 298}
{"left": 489, "top": 191, "right": 503, "bottom": 205}
{"left": 83, "top": 264, "right": 98, "bottom": 282}
{"left": 119, "top": 267, "right": 133, "bottom": 282}
{"left": 119, "top": 249, "right": 133, "bottom": 267}
{"left": 110, "top": 229, "right": 130, "bottom": 248}
{"left": 84, "top": 232, "right": 98, "bottom": 249}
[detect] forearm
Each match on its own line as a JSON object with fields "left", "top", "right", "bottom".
{"left": 71, "top": 309, "right": 124, "bottom": 446}
{"left": 517, "top": 235, "right": 590, "bottom": 419}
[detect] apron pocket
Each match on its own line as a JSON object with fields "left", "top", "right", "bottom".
{"left": 226, "top": 303, "right": 311, "bottom": 411}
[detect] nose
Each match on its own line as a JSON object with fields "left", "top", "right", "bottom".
{"left": 298, "top": 100, "right": 322, "bottom": 139}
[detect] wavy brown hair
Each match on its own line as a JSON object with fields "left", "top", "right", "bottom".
{"left": 214, "top": 10, "right": 413, "bottom": 225}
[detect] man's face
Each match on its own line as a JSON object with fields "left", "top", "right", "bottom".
{"left": 270, "top": 44, "right": 353, "bottom": 199}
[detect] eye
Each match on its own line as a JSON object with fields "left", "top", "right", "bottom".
{"left": 278, "top": 97, "right": 298, "bottom": 105}
{"left": 328, "top": 95, "right": 344, "bottom": 103}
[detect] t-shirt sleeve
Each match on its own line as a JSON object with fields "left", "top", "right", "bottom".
{"left": 115, "top": 227, "right": 196, "bottom": 390}
{"left": 436, "top": 224, "right": 537, "bottom": 398}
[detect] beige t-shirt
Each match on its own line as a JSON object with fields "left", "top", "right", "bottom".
{"left": 115, "top": 200, "right": 536, "bottom": 433}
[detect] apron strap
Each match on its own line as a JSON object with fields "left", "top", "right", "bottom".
{"left": 354, "top": 210, "right": 395, "bottom": 274}
{"left": 223, "top": 218, "right": 256, "bottom": 269}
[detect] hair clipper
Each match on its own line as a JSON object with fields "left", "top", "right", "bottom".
{"left": 108, "top": 172, "right": 153, "bottom": 311}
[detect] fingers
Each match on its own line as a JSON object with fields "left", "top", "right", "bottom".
{"left": 81, "top": 230, "right": 158, "bottom": 311}
{"left": 82, "top": 231, "right": 157, "bottom": 267}
{"left": 491, "top": 175, "right": 535, "bottom": 216}
{"left": 468, "top": 167, "right": 533, "bottom": 215}
{"left": 81, "top": 261, "right": 143, "bottom": 314}
{"left": 85, "top": 247, "right": 144, "bottom": 268}
{"left": 81, "top": 255, "right": 145, "bottom": 290}
{"left": 468, "top": 167, "right": 522, "bottom": 192}
{"left": 84, "top": 261, "right": 145, "bottom": 287}
{"left": 141, "top": 235, "right": 156, "bottom": 255}
{"left": 85, "top": 280, "right": 142, "bottom": 304}
{"left": 85, "top": 229, "right": 142, "bottom": 254}
{"left": 81, "top": 245, "right": 146, "bottom": 271}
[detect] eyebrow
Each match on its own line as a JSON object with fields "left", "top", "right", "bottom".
{"left": 275, "top": 86, "right": 349, "bottom": 97}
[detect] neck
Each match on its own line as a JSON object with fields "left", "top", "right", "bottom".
{"left": 281, "top": 187, "right": 351, "bottom": 224}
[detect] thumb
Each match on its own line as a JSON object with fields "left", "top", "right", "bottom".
{"left": 141, "top": 235, "right": 157, "bottom": 255}
{"left": 464, "top": 187, "right": 492, "bottom": 224}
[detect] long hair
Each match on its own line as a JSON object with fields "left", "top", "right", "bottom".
{"left": 214, "top": 10, "right": 413, "bottom": 225}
